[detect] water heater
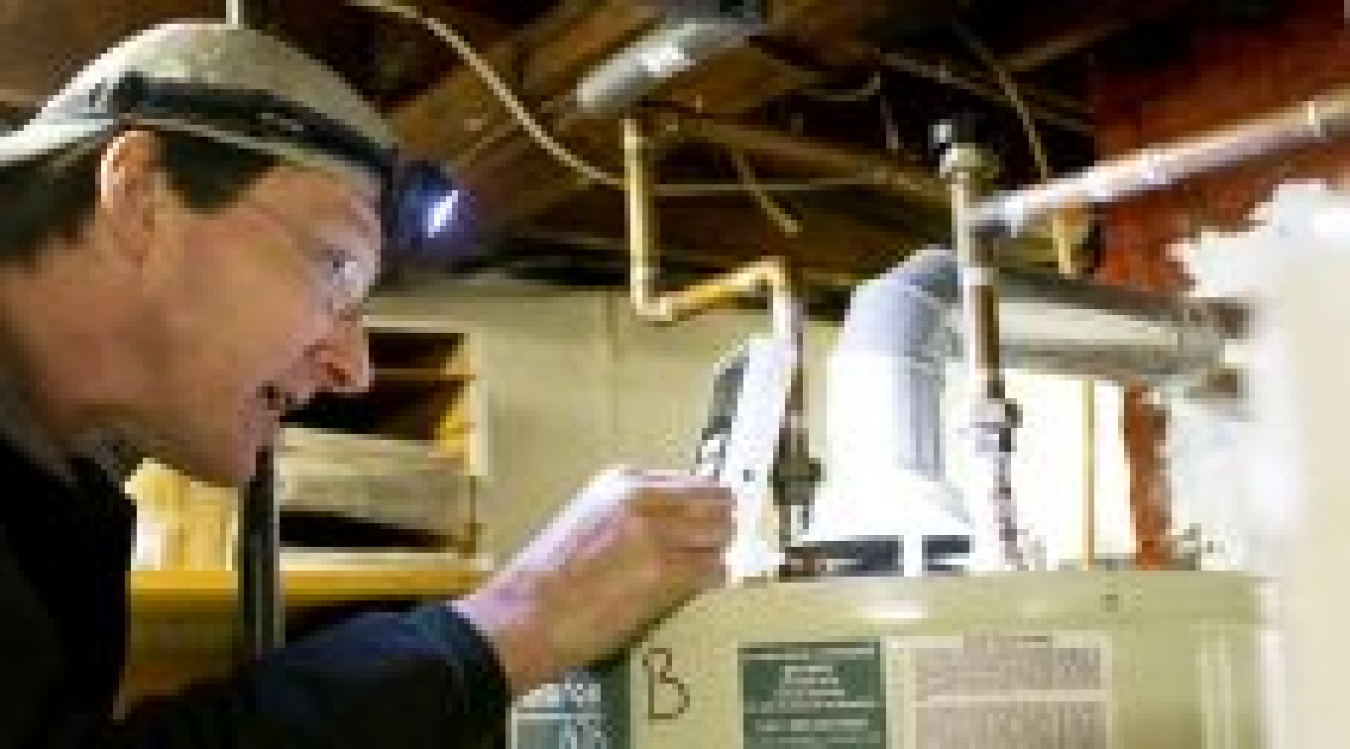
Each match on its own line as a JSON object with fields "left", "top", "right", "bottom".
{"left": 512, "top": 572, "right": 1264, "bottom": 749}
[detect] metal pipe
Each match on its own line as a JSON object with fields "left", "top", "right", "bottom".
{"left": 940, "top": 132, "right": 1026, "bottom": 572}
{"left": 944, "top": 156, "right": 1004, "bottom": 398}
{"left": 625, "top": 116, "right": 802, "bottom": 340}
{"left": 625, "top": 117, "right": 664, "bottom": 319}
{"left": 238, "top": 451, "right": 284, "bottom": 658}
{"left": 977, "top": 83, "right": 1350, "bottom": 232}
{"left": 624, "top": 115, "right": 810, "bottom": 557}
{"left": 226, "top": 0, "right": 282, "bottom": 660}
{"left": 225, "top": 0, "right": 254, "bottom": 27}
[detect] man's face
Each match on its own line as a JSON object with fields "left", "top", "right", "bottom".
{"left": 131, "top": 150, "right": 382, "bottom": 486}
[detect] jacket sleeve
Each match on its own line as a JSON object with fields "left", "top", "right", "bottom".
{"left": 106, "top": 604, "right": 510, "bottom": 749}
{"left": 0, "top": 547, "right": 62, "bottom": 749}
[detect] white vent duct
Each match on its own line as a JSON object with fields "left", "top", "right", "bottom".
{"left": 810, "top": 245, "right": 1234, "bottom": 568}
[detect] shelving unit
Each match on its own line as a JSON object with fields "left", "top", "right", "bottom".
{"left": 288, "top": 327, "right": 477, "bottom": 468}
{"left": 122, "top": 568, "right": 483, "bottom": 709}
{"left": 121, "top": 326, "right": 484, "bottom": 706}
{"left": 126, "top": 325, "right": 481, "bottom": 570}
{"left": 129, "top": 568, "right": 482, "bottom": 615}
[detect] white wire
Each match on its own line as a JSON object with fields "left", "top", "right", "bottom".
{"left": 344, "top": 0, "right": 623, "bottom": 187}
{"left": 802, "top": 71, "right": 884, "bottom": 103}
{"left": 728, "top": 148, "right": 803, "bottom": 235}
{"left": 345, "top": 0, "right": 879, "bottom": 198}
{"left": 951, "top": 21, "right": 1075, "bottom": 274}
{"left": 656, "top": 175, "right": 877, "bottom": 195}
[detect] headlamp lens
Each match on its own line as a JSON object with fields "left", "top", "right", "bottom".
{"left": 383, "top": 158, "right": 474, "bottom": 268}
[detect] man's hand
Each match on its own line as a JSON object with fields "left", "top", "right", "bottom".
{"left": 452, "top": 468, "right": 734, "bottom": 694}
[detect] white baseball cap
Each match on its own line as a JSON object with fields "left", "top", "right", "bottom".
{"left": 0, "top": 21, "right": 397, "bottom": 193}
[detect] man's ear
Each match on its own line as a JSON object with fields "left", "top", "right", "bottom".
{"left": 96, "top": 129, "right": 163, "bottom": 263}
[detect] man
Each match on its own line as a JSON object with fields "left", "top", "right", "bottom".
{"left": 0, "top": 21, "right": 733, "bottom": 748}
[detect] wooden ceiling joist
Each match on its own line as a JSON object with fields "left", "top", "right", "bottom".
{"left": 392, "top": 0, "right": 908, "bottom": 231}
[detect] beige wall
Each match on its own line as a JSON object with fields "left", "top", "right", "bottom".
{"left": 369, "top": 281, "right": 835, "bottom": 559}
{"left": 370, "top": 279, "right": 1131, "bottom": 570}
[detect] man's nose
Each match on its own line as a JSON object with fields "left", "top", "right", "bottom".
{"left": 310, "top": 314, "right": 372, "bottom": 395}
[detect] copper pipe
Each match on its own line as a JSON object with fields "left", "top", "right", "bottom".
{"left": 226, "top": 0, "right": 255, "bottom": 27}
{"left": 655, "top": 111, "right": 950, "bottom": 209}
{"left": 624, "top": 115, "right": 810, "bottom": 559}
{"left": 658, "top": 259, "right": 795, "bottom": 330}
{"left": 942, "top": 136, "right": 1026, "bottom": 572}
{"left": 944, "top": 146, "right": 1005, "bottom": 397}
{"left": 624, "top": 116, "right": 802, "bottom": 339}
{"left": 977, "top": 83, "right": 1350, "bottom": 231}
{"left": 1124, "top": 387, "right": 1173, "bottom": 570}
{"left": 624, "top": 116, "right": 665, "bottom": 318}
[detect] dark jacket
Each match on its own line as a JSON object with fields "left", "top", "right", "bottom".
{"left": 0, "top": 438, "right": 509, "bottom": 748}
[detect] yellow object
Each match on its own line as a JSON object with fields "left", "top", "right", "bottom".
{"left": 129, "top": 568, "right": 480, "bottom": 613}
{"left": 125, "top": 462, "right": 238, "bottom": 570}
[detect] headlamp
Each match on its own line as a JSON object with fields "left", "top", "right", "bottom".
{"left": 381, "top": 156, "right": 472, "bottom": 266}
{"left": 83, "top": 73, "right": 474, "bottom": 267}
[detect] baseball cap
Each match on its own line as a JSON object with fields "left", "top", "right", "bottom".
{"left": 0, "top": 22, "right": 395, "bottom": 190}
{"left": 0, "top": 21, "right": 470, "bottom": 262}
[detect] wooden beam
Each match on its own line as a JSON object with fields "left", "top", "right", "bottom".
{"left": 392, "top": 0, "right": 909, "bottom": 230}
{"left": 999, "top": 0, "right": 1189, "bottom": 73}
{"left": 656, "top": 110, "right": 946, "bottom": 206}
{"left": 529, "top": 188, "right": 932, "bottom": 280}
{"left": 0, "top": 0, "right": 510, "bottom": 108}
{"left": 0, "top": 85, "right": 36, "bottom": 109}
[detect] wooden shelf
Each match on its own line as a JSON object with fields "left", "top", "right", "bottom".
{"left": 123, "top": 568, "right": 484, "bottom": 704}
{"left": 129, "top": 568, "right": 482, "bottom": 614}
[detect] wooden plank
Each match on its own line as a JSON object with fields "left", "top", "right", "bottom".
{"left": 129, "top": 568, "right": 481, "bottom": 614}
{"left": 123, "top": 567, "right": 481, "bottom": 708}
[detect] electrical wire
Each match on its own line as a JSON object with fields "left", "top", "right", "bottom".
{"left": 728, "top": 148, "right": 803, "bottom": 235}
{"left": 345, "top": 0, "right": 880, "bottom": 197}
{"left": 950, "top": 21, "right": 1077, "bottom": 274}
{"left": 657, "top": 174, "right": 880, "bottom": 195}
{"left": 802, "top": 71, "right": 885, "bottom": 103}
{"left": 880, "top": 96, "right": 902, "bottom": 154}
{"left": 343, "top": 0, "right": 623, "bottom": 187}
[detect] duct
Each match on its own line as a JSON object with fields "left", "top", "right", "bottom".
{"left": 825, "top": 246, "right": 957, "bottom": 489}
{"left": 997, "top": 268, "right": 1229, "bottom": 381}
{"left": 822, "top": 246, "right": 1232, "bottom": 526}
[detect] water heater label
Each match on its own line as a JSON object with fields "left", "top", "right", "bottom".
{"left": 896, "top": 632, "right": 1114, "bottom": 749}
{"left": 740, "top": 640, "right": 887, "bottom": 749}
{"left": 512, "top": 660, "right": 630, "bottom": 749}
